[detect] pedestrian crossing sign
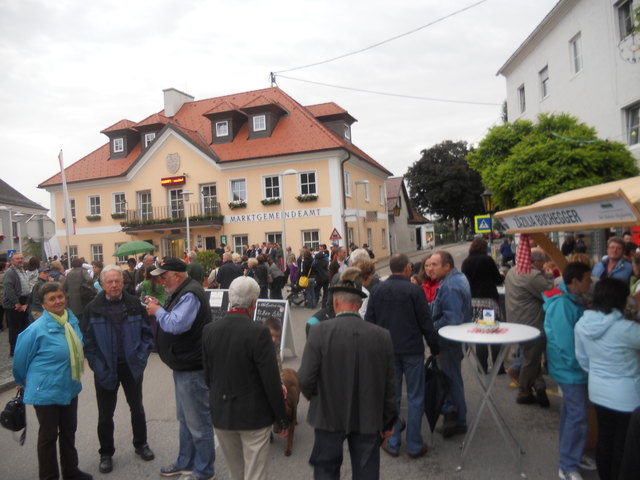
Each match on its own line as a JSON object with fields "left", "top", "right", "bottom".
{"left": 474, "top": 215, "right": 492, "bottom": 233}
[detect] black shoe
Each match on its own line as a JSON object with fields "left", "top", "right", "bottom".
{"left": 135, "top": 444, "right": 155, "bottom": 461}
{"left": 443, "top": 424, "right": 468, "bottom": 439}
{"left": 441, "top": 411, "right": 458, "bottom": 437}
{"left": 536, "top": 388, "right": 550, "bottom": 408}
{"left": 99, "top": 455, "right": 113, "bottom": 474}
{"left": 516, "top": 392, "right": 537, "bottom": 405}
{"left": 63, "top": 471, "right": 93, "bottom": 480}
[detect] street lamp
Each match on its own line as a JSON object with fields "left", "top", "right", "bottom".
{"left": 278, "top": 169, "right": 298, "bottom": 252}
{"left": 354, "top": 180, "right": 369, "bottom": 247}
{"left": 480, "top": 189, "right": 495, "bottom": 255}
{"left": 182, "top": 189, "right": 193, "bottom": 254}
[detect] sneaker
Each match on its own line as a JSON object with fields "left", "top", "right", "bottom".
{"left": 578, "top": 455, "right": 597, "bottom": 471}
{"left": 558, "top": 468, "right": 583, "bottom": 480}
{"left": 160, "top": 464, "right": 192, "bottom": 477}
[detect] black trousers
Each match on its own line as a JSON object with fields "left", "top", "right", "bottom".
{"left": 619, "top": 407, "right": 640, "bottom": 480}
{"left": 309, "top": 429, "right": 381, "bottom": 480}
{"left": 594, "top": 403, "right": 632, "bottom": 480}
{"left": 7, "top": 308, "right": 28, "bottom": 356}
{"left": 34, "top": 396, "right": 80, "bottom": 480}
{"left": 94, "top": 362, "right": 147, "bottom": 456}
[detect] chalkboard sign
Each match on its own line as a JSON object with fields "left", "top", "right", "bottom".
{"left": 205, "top": 289, "right": 229, "bottom": 322}
{"left": 253, "top": 299, "right": 296, "bottom": 359}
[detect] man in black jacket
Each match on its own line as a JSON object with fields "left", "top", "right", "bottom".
{"left": 202, "top": 276, "right": 288, "bottom": 480}
{"left": 146, "top": 258, "right": 215, "bottom": 480}
{"left": 365, "top": 253, "right": 439, "bottom": 459}
{"left": 299, "top": 267, "right": 396, "bottom": 478}
{"left": 215, "top": 252, "right": 242, "bottom": 289}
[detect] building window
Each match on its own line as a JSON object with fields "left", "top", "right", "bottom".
{"left": 347, "top": 227, "right": 354, "bottom": 247}
{"left": 344, "top": 124, "right": 351, "bottom": 140}
{"left": 113, "top": 138, "right": 124, "bottom": 153}
{"left": 88, "top": 195, "right": 101, "bottom": 215}
{"left": 69, "top": 198, "right": 76, "bottom": 218}
{"left": 264, "top": 175, "right": 280, "bottom": 199}
{"left": 379, "top": 185, "right": 384, "bottom": 206}
{"left": 169, "top": 189, "right": 184, "bottom": 218}
{"left": 381, "top": 228, "right": 387, "bottom": 249}
{"left": 233, "top": 234, "right": 248, "bottom": 254}
{"left": 114, "top": 242, "right": 128, "bottom": 263}
{"left": 113, "top": 192, "right": 126, "bottom": 214}
{"left": 539, "top": 66, "right": 550, "bottom": 99}
{"left": 569, "top": 33, "right": 583, "bottom": 74}
{"left": 230, "top": 179, "right": 247, "bottom": 202}
{"left": 201, "top": 184, "right": 217, "bottom": 214}
{"left": 299, "top": 172, "right": 317, "bottom": 195}
{"left": 626, "top": 104, "right": 640, "bottom": 145}
{"left": 144, "top": 132, "right": 156, "bottom": 148}
{"left": 517, "top": 84, "right": 526, "bottom": 113}
{"left": 302, "top": 230, "right": 319, "bottom": 250}
{"left": 344, "top": 171, "right": 352, "bottom": 197}
{"left": 253, "top": 115, "right": 266, "bottom": 132}
{"left": 69, "top": 245, "right": 78, "bottom": 258}
{"left": 91, "top": 244, "right": 103, "bottom": 262}
{"left": 367, "top": 228, "right": 372, "bottom": 247}
{"left": 215, "top": 121, "right": 229, "bottom": 137}
{"left": 618, "top": 0, "right": 634, "bottom": 40}
{"left": 364, "top": 182, "right": 370, "bottom": 202}
{"left": 266, "top": 232, "right": 282, "bottom": 245}
{"left": 137, "top": 191, "right": 152, "bottom": 220}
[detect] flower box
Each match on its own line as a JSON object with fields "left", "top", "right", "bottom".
{"left": 111, "top": 213, "right": 126, "bottom": 219}
{"left": 261, "top": 198, "right": 281, "bottom": 206}
{"left": 86, "top": 215, "right": 101, "bottom": 221}
{"left": 295, "top": 194, "right": 318, "bottom": 203}
{"left": 228, "top": 201, "right": 247, "bottom": 209}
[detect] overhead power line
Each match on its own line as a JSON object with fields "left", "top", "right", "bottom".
{"left": 275, "top": 74, "right": 501, "bottom": 106}
{"left": 273, "top": 0, "right": 489, "bottom": 74}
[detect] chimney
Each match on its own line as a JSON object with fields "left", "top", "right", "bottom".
{"left": 163, "top": 88, "right": 195, "bottom": 117}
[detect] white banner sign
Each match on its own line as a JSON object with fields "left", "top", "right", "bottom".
{"left": 497, "top": 196, "right": 639, "bottom": 232}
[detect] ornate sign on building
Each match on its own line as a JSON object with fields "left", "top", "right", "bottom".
{"left": 166, "top": 153, "right": 181, "bottom": 174}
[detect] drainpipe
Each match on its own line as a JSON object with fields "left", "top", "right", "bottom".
{"left": 340, "top": 150, "right": 351, "bottom": 251}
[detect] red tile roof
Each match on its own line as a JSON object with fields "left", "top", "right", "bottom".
{"left": 306, "top": 102, "right": 349, "bottom": 117}
{"left": 40, "top": 87, "right": 390, "bottom": 188}
{"left": 202, "top": 100, "right": 242, "bottom": 116}
{"left": 100, "top": 119, "right": 136, "bottom": 134}
{"left": 135, "top": 113, "right": 171, "bottom": 128}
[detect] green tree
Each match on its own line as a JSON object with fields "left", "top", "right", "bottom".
{"left": 405, "top": 140, "right": 484, "bottom": 236}
{"left": 466, "top": 113, "right": 639, "bottom": 209}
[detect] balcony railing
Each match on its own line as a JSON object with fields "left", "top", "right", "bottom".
{"left": 120, "top": 202, "right": 223, "bottom": 231}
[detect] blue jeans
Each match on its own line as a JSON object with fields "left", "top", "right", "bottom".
{"left": 173, "top": 370, "right": 215, "bottom": 480}
{"left": 387, "top": 354, "right": 425, "bottom": 454}
{"left": 559, "top": 383, "right": 588, "bottom": 472}
{"left": 305, "top": 278, "right": 317, "bottom": 308}
{"left": 439, "top": 345, "right": 467, "bottom": 425}
{"left": 310, "top": 429, "right": 380, "bottom": 480}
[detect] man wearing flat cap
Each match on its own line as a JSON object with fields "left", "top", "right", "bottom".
{"left": 145, "top": 258, "right": 216, "bottom": 480}
{"left": 298, "top": 267, "right": 397, "bottom": 479}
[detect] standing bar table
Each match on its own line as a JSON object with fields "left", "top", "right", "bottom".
{"left": 439, "top": 322, "right": 540, "bottom": 478}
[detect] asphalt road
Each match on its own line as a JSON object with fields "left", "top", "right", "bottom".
{"left": 0, "top": 243, "right": 599, "bottom": 479}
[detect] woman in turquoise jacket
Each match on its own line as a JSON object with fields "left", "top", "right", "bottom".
{"left": 575, "top": 278, "right": 640, "bottom": 480}
{"left": 12, "top": 281, "right": 92, "bottom": 480}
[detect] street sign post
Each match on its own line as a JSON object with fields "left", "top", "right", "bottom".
{"left": 474, "top": 215, "right": 492, "bottom": 234}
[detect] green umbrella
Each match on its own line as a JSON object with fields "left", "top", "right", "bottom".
{"left": 113, "top": 240, "right": 156, "bottom": 257}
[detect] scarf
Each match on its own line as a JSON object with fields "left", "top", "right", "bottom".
{"left": 49, "top": 309, "right": 84, "bottom": 381}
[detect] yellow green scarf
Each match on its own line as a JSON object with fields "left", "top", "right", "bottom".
{"left": 50, "top": 310, "right": 84, "bottom": 381}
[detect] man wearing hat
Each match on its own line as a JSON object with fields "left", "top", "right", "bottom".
{"left": 298, "top": 267, "right": 397, "bottom": 479}
{"left": 28, "top": 265, "right": 53, "bottom": 321}
{"left": 145, "top": 258, "right": 215, "bottom": 480}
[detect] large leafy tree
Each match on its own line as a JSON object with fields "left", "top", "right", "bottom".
{"left": 466, "top": 113, "right": 639, "bottom": 209}
{"left": 405, "top": 140, "right": 484, "bottom": 233}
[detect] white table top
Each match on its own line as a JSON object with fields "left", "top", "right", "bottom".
{"left": 439, "top": 322, "right": 540, "bottom": 345}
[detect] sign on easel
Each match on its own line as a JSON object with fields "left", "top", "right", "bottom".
{"left": 253, "top": 299, "right": 296, "bottom": 359}
{"left": 206, "top": 289, "right": 229, "bottom": 322}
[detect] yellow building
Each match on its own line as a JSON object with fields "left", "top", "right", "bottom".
{"left": 39, "top": 87, "right": 392, "bottom": 261}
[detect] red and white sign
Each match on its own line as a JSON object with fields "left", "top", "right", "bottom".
{"left": 329, "top": 228, "right": 342, "bottom": 240}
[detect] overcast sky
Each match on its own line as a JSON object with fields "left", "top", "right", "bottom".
{"left": 0, "top": 0, "right": 559, "bottom": 210}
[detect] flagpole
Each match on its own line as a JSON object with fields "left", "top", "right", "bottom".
{"left": 58, "top": 150, "right": 73, "bottom": 263}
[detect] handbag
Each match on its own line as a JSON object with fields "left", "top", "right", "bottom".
{"left": 298, "top": 263, "right": 313, "bottom": 288}
{"left": 0, "top": 387, "right": 26, "bottom": 445}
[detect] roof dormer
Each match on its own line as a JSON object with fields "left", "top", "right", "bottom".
{"left": 240, "top": 95, "right": 288, "bottom": 140}
{"left": 100, "top": 119, "right": 139, "bottom": 159}
{"left": 203, "top": 100, "right": 247, "bottom": 145}
{"left": 134, "top": 113, "right": 171, "bottom": 150}
{"left": 305, "top": 102, "right": 357, "bottom": 143}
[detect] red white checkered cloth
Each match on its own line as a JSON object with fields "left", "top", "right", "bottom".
{"left": 515, "top": 234, "right": 532, "bottom": 275}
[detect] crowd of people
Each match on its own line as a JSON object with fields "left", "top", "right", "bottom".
{"left": 2, "top": 229, "right": 640, "bottom": 480}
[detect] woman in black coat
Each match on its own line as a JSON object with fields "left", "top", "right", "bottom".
{"left": 461, "top": 237, "right": 505, "bottom": 374}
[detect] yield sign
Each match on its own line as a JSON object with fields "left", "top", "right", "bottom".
{"left": 329, "top": 228, "right": 342, "bottom": 240}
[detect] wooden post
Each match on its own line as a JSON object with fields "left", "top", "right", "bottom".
{"left": 530, "top": 232, "right": 567, "bottom": 272}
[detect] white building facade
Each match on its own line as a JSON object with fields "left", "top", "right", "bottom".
{"left": 498, "top": 0, "right": 640, "bottom": 162}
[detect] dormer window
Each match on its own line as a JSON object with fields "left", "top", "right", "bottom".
{"left": 344, "top": 124, "right": 351, "bottom": 140}
{"left": 253, "top": 115, "right": 266, "bottom": 132}
{"left": 216, "top": 121, "right": 229, "bottom": 137}
{"left": 113, "top": 138, "right": 124, "bottom": 153}
{"left": 144, "top": 132, "right": 156, "bottom": 148}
